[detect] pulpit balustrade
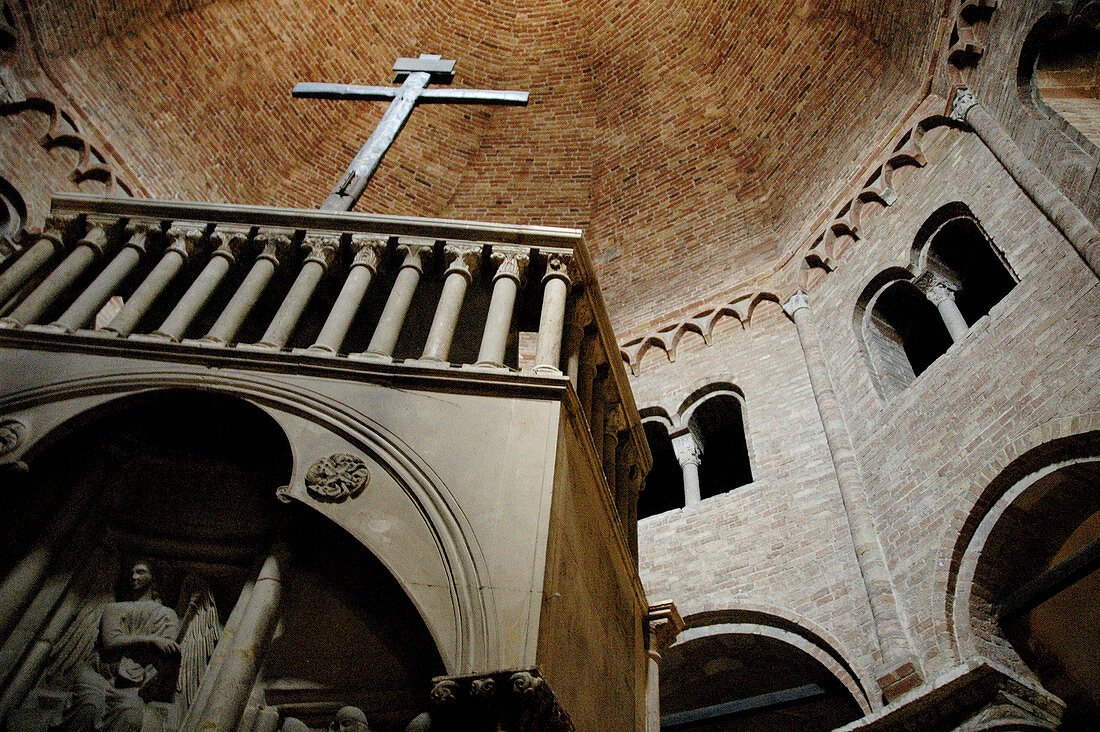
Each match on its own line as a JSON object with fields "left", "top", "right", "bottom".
{"left": 0, "top": 195, "right": 648, "bottom": 538}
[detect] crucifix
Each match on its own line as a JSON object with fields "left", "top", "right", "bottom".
{"left": 293, "top": 54, "right": 530, "bottom": 212}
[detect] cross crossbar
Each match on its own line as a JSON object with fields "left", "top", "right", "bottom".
{"left": 293, "top": 83, "right": 529, "bottom": 106}
{"left": 295, "top": 54, "right": 529, "bottom": 212}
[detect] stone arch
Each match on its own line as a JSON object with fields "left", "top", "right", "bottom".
{"left": 1017, "top": 2, "right": 1100, "bottom": 154}
{"left": 677, "top": 381, "right": 754, "bottom": 499}
{"left": 668, "top": 604, "right": 875, "bottom": 717}
{"left": 0, "top": 371, "right": 497, "bottom": 675}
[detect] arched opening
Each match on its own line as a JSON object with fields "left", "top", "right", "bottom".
{"left": 963, "top": 455, "right": 1100, "bottom": 728}
{"left": 1019, "top": 11, "right": 1100, "bottom": 151}
{"left": 659, "top": 628, "right": 864, "bottom": 730}
{"left": 685, "top": 392, "right": 752, "bottom": 500}
{"left": 639, "top": 419, "right": 686, "bottom": 519}
{"left": 0, "top": 390, "right": 444, "bottom": 731}
{"left": 917, "top": 205, "right": 1017, "bottom": 328}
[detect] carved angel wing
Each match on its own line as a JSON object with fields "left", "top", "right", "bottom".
{"left": 175, "top": 574, "right": 220, "bottom": 711}
{"left": 44, "top": 550, "right": 119, "bottom": 685}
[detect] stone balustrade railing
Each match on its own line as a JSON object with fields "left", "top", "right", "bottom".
{"left": 0, "top": 195, "right": 650, "bottom": 540}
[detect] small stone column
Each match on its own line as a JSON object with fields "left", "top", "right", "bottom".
{"left": 671, "top": 433, "right": 703, "bottom": 507}
{"left": 193, "top": 543, "right": 288, "bottom": 732}
{"left": 257, "top": 234, "right": 338, "bottom": 348}
{"left": 603, "top": 401, "right": 625, "bottom": 490}
{"left": 361, "top": 240, "right": 433, "bottom": 358}
{"left": 154, "top": 230, "right": 248, "bottom": 341}
{"left": 475, "top": 246, "right": 529, "bottom": 367}
{"left": 588, "top": 369, "right": 610, "bottom": 462}
{"left": 53, "top": 222, "right": 153, "bottom": 332}
{"left": 4, "top": 219, "right": 113, "bottom": 326}
{"left": 950, "top": 87, "right": 1100, "bottom": 279}
{"left": 0, "top": 216, "right": 70, "bottom": 307}
{"left": 204, "top": 232, "right": 292, "bottom": 344}
{"left": 645, "top": 602, "right": 683, "bottom": 732}
{"left": 916, "top": 271, "right": 968, "bottom": 342}
{"left": 783, "top": 289, "right": 922, "bottom": 701}
{"left": 533, "top": 252, "right": 574, "bottom": 373}
{"left": 563, "top": 295, "right": 593, "bottom": 390}
{"left": 310, "top": 235, "right": 386, "bottom": 353}
{"left": 421, "top": 242, "right": 481, "bottom": 361}
{"left": 104, "top": 225, "right": 203, "bottom": 337}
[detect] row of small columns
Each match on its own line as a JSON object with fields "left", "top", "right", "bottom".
{"left": 0, "top": 218, "right": 578, "bottom": 370}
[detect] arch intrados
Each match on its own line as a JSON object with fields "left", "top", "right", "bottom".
{"left": 950, "top": 455, "right": 1100, "bottom": 661}
{"left": 680, "top": 606, "right": 874, "bottom": 712}
{"left": 0, "top": 374, "right": 495, "bottom": 673}
{"left": 857, "top": 273, "right": 918, "bottom": 343}
{"left": 639, "top": 407, "right": 675, "bottom": 432}
{"left": 677, "top": 382, "right": 745, "bottom": 422}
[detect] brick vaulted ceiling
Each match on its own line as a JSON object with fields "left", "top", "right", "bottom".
{"left": 18, "top": 0, "right": 946, "bottom": 333}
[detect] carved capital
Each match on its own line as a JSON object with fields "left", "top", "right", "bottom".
{"left": 950, "top": 87, "right": 979, "bottom": 123}
{"left": 671, "top": 432, "right": 702, "bottom": 466}
{"left": 604, "top": 403, "right": 627, "bottom": 437}
{"left": 542, "top": 251, "right": 574, "bottom": 286}
{"left": 301, "top": 234, "right": 340, "bottom": 270}
{"left": 421, "top": 668, "right": 574, "bottom": 731}
{"left": 490, "top": 246, "right": 530, "bottom": 285}
{"left": 210, "top": 228, "right": 253, "bottom": 265}
{"left": 254, "top": 230, "right": 295, "bottom": 266}
{"left": 77, "top": 218, "right": 114, "bottom": 257}
{"left": 914, "top": 270, "right": 958, "bottom": 305}
{"left": 349, "top": 234, "right": 387, "bottom": 273}
{"left": 646, "top": 600, "right": 684, "bottom": 652}
{"left": 570, "top": 293, "right": 594, "bottom": 330}
{"left": 305, "top": 453, "right": 370, "bottom": 503}
{"left": 39, "top": 214, "right": 74, "bottom": 252}
{"left": 443, "top": 241, "right": 482, "bottom": 282}
{"left": 122, "top": 220, "right": 155, "bottom": 254}
{"left": 396, "top": 239, "right": 434, "bottom": 273}
{"left": 165, "top": 225, "right": 206, "bottom": 261}
{"left": 782, "top": 289, "right": 810, "bottom": 317}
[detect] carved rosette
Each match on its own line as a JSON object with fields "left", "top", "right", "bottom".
{"left": 423, "top": 668, "right": 573, "bottom": 731}
{"left": 304, "top": 453, "right": 370, "bottom": 503}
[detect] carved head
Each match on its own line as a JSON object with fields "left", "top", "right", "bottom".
{"left": 331, "top": 706, "right": 370, "bottom": 732}
{"left": 128, "top": 559, "right": 160, "bottom": 601}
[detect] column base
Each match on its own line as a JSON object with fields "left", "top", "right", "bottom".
{"left": 348, "top": 351, "right": 393, "bottom": 364}
{"left": 412, "top": 668, "right": 574, "bottom": 732}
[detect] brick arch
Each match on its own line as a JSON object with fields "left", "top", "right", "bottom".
{"left": 938, "top": 413, "right": 1100, "bottom": 661}
{"left": 679, "top": 602, "right": 877, "bottom": 713}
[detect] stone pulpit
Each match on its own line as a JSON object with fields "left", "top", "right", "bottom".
{"left": 0, "top": 194, "right": 651, "bottom": 731}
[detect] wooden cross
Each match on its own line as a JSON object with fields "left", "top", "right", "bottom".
{"left": 293, "top": 54, "right": 529, "bottom": 212}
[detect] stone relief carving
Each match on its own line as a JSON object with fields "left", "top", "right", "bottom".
{"left": 0, "top": 418, "right": 25, "bottom": 456}
{"left": 305, "top": 453, "right": 370, "bottom": 503}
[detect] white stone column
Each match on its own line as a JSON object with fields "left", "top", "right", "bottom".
{"left": 533, "top": 251, "right": 574, "bottom": 373}
{"left": 53, "top": 222, "right": 152, "bottom": 332}
{"left": 421, "top": 242, "right": 481, "bottom": 361}
{"left": 645, "top": 602, "right": 683, "bottom": 732}
{"left": 0, "top": 216, "right": 70, "bottom": 307}
{"left": 562, "top": 294, "right": 592, "bottom": 390}
{"left": 310, "top": 235, "right": 386, "bottom": 353}
{"left": 154, "top": 229, "right": 248, "bottom": 341}
{"left": 204, "top": 232, "right": 291, "bottom": 344}
{"left": 4, "top": 219, "right": 112, "bottom": 326}
{"left": 257, "top": 234, "right": 338, "bottom": 348}
{"left": 361, "top": 240, "right": 433, "bottom": 358}
{"left": 671, "top": 432, "right": 703, "bottom": 507}
{"left": 475, "top": 246, "right": 529, "bottom": 367}
{"left": 104, "top": 225, "right": 203, "bottom": 337}
{"left": 916, "top": 271, "right": 968, "bottom": 343}
{"left": 192, "top": 543, "right": 288, "bottom": 732}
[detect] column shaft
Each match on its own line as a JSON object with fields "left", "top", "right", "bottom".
{"left": 310, "top": 236, "right": 384, "bottom": 353}
{"left": 422, "top": 243, "right": 479, "bottom": 361}
{"left": 205, "top": 258, "right": 277, "bottom": 343}
{"left": 0, "top": 230, "right": 65, "bottom": 306}
{"left": 672, "top": 433, "right": 703, "bottom": 507}
{"left": 785, "top": 292, "right": 917, "bottom": 690}
{"left": 54, "top": 245, "right": 142, "bottom": 332}
{"left": 363, "top": 242, "right": 432, "bottom": 357}
{"left": 154, "top": 232, "right": 245, "bottom": 341}
{"left": 533, "top": 253, "right": 573, "bottom": 373}
{"left": 105, "top": 227, "right": 202, "bottom": 337}
{"left": 260, "top": 237, "right": 336, "bottom": 348}
{"left": 957, "top": 92, "right": 1100, "bottom": 279}
{"left": 935, "top": 296, "right": 968, "bottom": 342}
{"left": 193, "top": 544, "right": 287, "bottom": 732}
{"left": 475, "top": 248, "right": 528, "bottom": 367}
{"left": 6, "top": 224, "right": 110, "bottom": 325}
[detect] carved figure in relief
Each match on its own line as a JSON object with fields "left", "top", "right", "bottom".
{"left": 280, "top": 718, "right": 309, "bottom": 732}
{"left": 51, "top": 560, "right": 219, "bottom": 732}
{"left": 328, "top": 706, "right": 371, "bottom": 732}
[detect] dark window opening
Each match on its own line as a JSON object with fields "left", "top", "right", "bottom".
{"left": 926, "top": 218, "right": 1016, "bottom": 326}
{"left": 688, "top": 395, "right": 752, "bottom": 500}
{"left": 871, "top": 282, "right": 952, "bottom": 378}
{"left": 638, "top": 421, "right": 685, "bottom": 519}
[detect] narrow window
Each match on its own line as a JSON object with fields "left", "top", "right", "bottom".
{"left": 638, "top": 420, "right": 685, "bottom": 519}
{"left": 686, "top": 393, "right": 752, "bottom": 500}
